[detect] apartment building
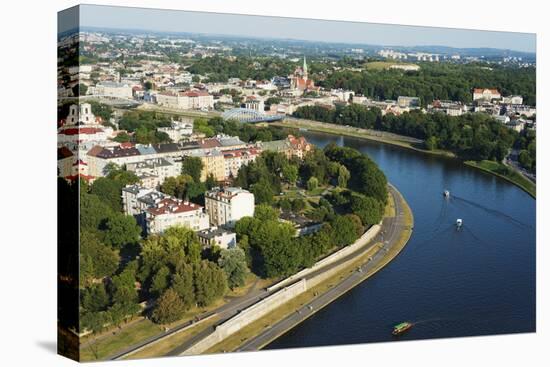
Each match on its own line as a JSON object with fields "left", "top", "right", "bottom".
{"left": 205, "top": 187, "right": 255, "bottom": 228}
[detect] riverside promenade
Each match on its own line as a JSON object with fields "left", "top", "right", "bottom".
{"left": 177, "top": 184, "right": 413, "bottom": 355}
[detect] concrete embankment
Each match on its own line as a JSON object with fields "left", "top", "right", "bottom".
{"left": 180, "top": 184, "right": 413, "bottom": 355}
{"left": 237, "top": 184, "right": 414, "bottom": 351}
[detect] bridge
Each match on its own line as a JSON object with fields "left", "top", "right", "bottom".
{"left": 221, "top": 108, "right": 285, "bottom": 123}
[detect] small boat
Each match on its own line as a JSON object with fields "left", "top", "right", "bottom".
{"left": 443, "top": 190, "right": 450, "bottom": 198}
{"left": 456, "top": 218, "right": 463, "bottom": 227}
{"left": 392, "top": 322, "right": 413, "bottom": 336}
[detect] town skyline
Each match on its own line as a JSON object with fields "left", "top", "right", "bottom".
{"left": 59, "top": 5, "right": 536, "bottom": 53}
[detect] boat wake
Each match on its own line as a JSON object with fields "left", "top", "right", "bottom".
{"left": 451, "top": 195, "right": 533, "bottom": 230}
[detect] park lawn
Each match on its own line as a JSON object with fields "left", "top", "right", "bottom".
{"left": 124, "top": 315, "right": 221, "bottom": 360}
{"left": 80, "top": 297, "right": 227, "bottom": 361}
{"left": 225, "top": 272, "right": 257, "bottom": 297}
{"left": 364, "top": 61, "right": 396, "bottom": 70}
{"left": 80, "top": 319, "right": 163, "bottom": 361}
{"left": 464, "top": 160, "right": 536, "bottom": 198}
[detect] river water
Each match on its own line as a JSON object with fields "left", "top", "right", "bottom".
{"left": 266, "top": 131, "right": 536, "bottom": 349}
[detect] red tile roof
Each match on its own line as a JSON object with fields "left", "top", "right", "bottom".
{"left": 59, "top": 127, "right": 104, "bottom": 136}
{"left": 146, "top": 198, "right": 203, "bottom": 216}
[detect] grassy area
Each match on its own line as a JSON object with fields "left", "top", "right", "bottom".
{"left": 464, "top": 160, "right": 536, "bottom": 198}
{"left": 80, "top": 320, "right": 163, "bottom": 361}
{"left": 384, "top": 191, "right": 396, "bottom": 218}
{"left": 124, "top": 316, "right": 221, "bottom": 360}
{"left": 80, "top": 295, "right": 227, "bottom": 361}
{"left": 205, "top": 244, "right": 383, "bottom": 354}
{"left": 363, "top": 61, "right": 419, "bottom": 71}
{"left": 204, "top": 188, "right": 413, "bottom": 353}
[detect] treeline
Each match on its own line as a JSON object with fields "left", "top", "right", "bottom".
{"left": 515, "top": 129, "right": 536, "bottom": 173}
{"left": 188, "top": 56, "right": 296, "bottom": 83}
{"left": 294, "top": 104, "right": 519, "bottom": 161}
{"left": 318, "top": 63, "right": 536, "bottom": 106}
{"left": 116, "top": 110, "right": 173, "bottom": 144}
{"left": 78, "top": 166, "right": 247, "bottom": 332}
{"left": 234, "top": 146, "right": 387, "bottom": 277}
{"left": 194, "top": 116, "right": 293, "bottom": 143}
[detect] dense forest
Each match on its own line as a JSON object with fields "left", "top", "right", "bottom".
{"left": 318, "top": 63, "right": 536, "bottom": 106}
{"left": 293, "top": 104, "right": 519, "bottom": 161}
{"left": 77, "top": 166, "right": 245, "bottom": 332}
{"left": 234, "top": 146, "right": 387, "bottom": 277}
{"left": 188, "top": 56, "right": 296, "bottom": 83}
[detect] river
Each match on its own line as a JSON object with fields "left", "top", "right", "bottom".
{"left": 266, "top": 131, "right": 536, "bottom": 349}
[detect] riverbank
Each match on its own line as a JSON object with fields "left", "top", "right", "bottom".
{"left": 273, "top": 118, "right": 536, "bottom": 198}
{"left": 464, "top": 160, "right": 536, "bottom": 198}
{"left": 203, "top": 184, "right": 413, "bottom": 353}
{"left": 272, "top": 118, "right": 455, "bottom": 158}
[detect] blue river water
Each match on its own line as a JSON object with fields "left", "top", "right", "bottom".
{"left": 266, "top": 131, "right": 536, "bottom": 349}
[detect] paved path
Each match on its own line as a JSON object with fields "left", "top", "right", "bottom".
{"left": 237, "top": 185, "right": 410, "bottom": 351}
{"left": 171, "top": 185, "right": 410, "bottom": 355}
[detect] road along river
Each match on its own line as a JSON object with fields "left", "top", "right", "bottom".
{"left": 266, "top": 130, "right": 536, "bottom": 349}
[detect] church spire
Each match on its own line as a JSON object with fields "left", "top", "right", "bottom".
{"left": 303, "top": 55, "right": 308, "bottom": 80}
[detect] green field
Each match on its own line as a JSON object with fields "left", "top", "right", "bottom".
{"left": 364, "top": 61, "right": 419, "bottom": 71}
{"left": 464, "top": 160, "right": 536, "bottom": 198}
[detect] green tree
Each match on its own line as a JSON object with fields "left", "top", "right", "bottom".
{"left": 110, "top": 267, "right": 138, "bottom": 306}
{"left": 307, "top": 176, "right": 319, "bottom": 191}
{"left": 251, "top": 181, "right": 274, "bottom": 205}
{"left": 425, "top": 136, "right": 438, "bottom": 151}
{"left": 172, "top": 263, "right": 195, "bottom": 309}
{"left": 254, "top": 204, "right": 279, "bottom": 221}
{"left": 331, "top": 215, "right": 359, "bottom": 247}
{"left": 80, "top": 231, "right": 119, "bottom": 284}
{"left": 90, "top": 177, "right": 124, "bottom": 212}
{"left": 160, "top": 174, "right": 193, "bottom": 199}
{"left": 81, "top": 283, "right": 109, "bottom": 312}
{"left": 149, "top": 266, "right": 171, "bottom": 297}
{"left": 218, "top": 247, "right": 249, "bottom": 289}
{"left": 193, "top": 260, "right": 228, "bottom": 307}
{"left": 181, "top": 156, "right": 204, "bottom": 183}
{"left": 103, "top": 213, "right": 142, "bottom": 249}
{"left": 350, "top": 195, "right": 384, "bottom": 227}
{"left": 292, "top": 198, "right": 306, "bottom": 212}
{"left": 282, "top": 164, "right": 298, "bottom": 185}
{"left": 337, "top": 165, "right": 351, "bottom": 188}
{"left": 152, "top": 289, "right": 186, "bottom": 324}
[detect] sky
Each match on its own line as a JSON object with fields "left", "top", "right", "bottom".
{"left": 59, "top": 4, "right": 536, "bottom": 53}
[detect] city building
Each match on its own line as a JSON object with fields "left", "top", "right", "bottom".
{"left": 223, "top": 147, "right": 261, "bottom": 178}
{"left": 156, "top": 89, "right": 214, "bottom": 110}
{"left": 473, "top": 88, "right": 501, "bottom": 102}
{"left": 146, "top": 197, "right": 209, "bottom": 234}
{"left": 197, "top": 227, "right": 237, "bottom": 249}
{"left": 258, "top": 135, "right": 312, "bottom": 160}
{"left": 205, "top": 187, "right": 255, "bottom": 228}
{"left": 183, "top": 149, "right": 226, "bottom": 181}
{"left": 126, "top": 158, "right": 181, "bottom": 187}
{"left": 290, "top": 56, "right": 315, "bottom": 91}
{"left": 157, "top": 117, "right": 194, "bottom": 142}
{"left": 244, "top": 96, "right": 265, "bottom": 113}
{"left": 91, "top": 81, "right": 133, "bottom": 99}
{"left": 397, "top": 96, "right": 421, "bottom": 109}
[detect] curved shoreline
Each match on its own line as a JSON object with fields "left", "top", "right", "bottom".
{"left": 272, "top": 119, "right": 536, "bottom": 198}
{"left": 206, "top": 184, "right": 414, "bottom": 353}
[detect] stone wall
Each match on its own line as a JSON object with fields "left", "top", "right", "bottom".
{"left": 181, "top": 279, "right": 307, "bottom": 356}
{"left": 267, "top": 223, "right": 381, "bottom": 292}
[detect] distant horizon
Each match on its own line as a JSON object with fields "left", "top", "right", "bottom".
{"left": 58, "top": 4, "right": 536, "bottom": 53}
{"left": 73, "top": 25, "right": 535, "bottom": 56}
